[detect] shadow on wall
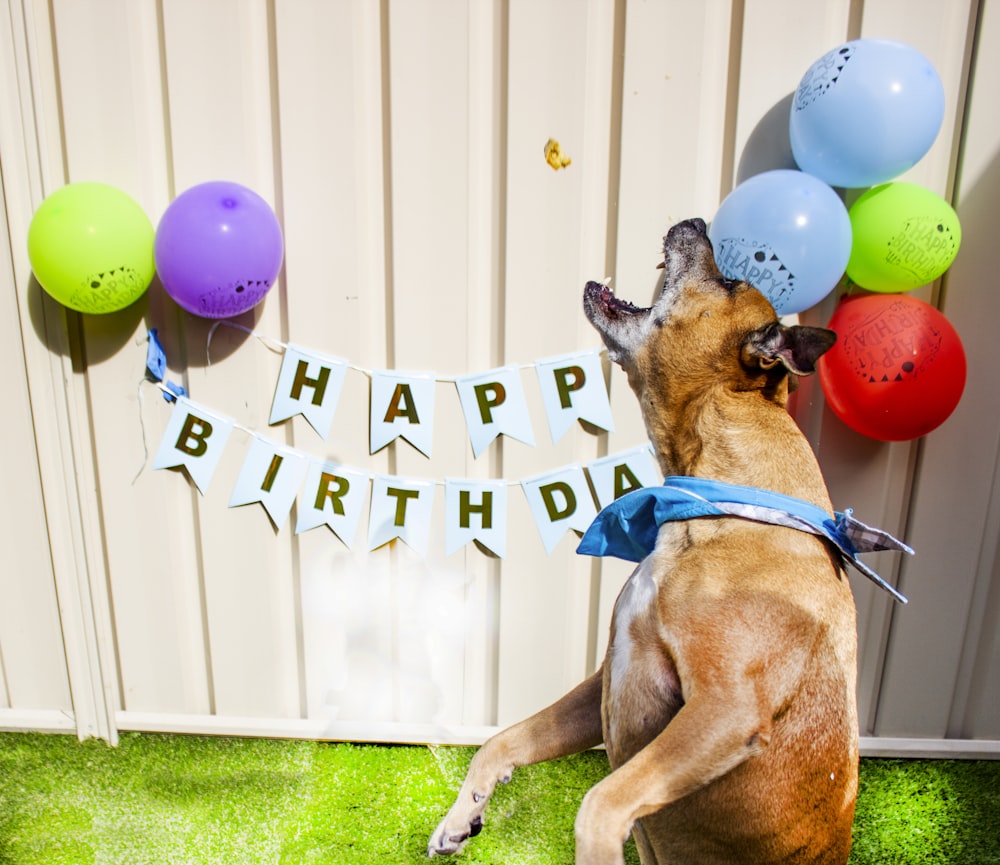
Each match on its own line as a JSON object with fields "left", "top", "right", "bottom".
{"left": 736, "top": 92, "right": 799, "bottom": 185}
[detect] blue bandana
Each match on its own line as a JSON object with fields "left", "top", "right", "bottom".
{"left": 577, "top": 476, "right": 912, "bottom": 604}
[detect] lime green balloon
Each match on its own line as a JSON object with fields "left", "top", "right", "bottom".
{"left": 28, "top": 182, "right": 155, "bottom": 313}
{"left": 847, "top": 182, "right": 961, "bottom": 293}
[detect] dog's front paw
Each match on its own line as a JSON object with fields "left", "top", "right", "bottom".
{"left": 427, "top": 814, "right": 483, "bottom": 857}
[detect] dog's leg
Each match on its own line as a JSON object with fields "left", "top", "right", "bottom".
{"left": 428, "top": 668, "right": 604, "bottom": 856}
{"left": 574, "top": 685, "right": 769, "bottom": 865}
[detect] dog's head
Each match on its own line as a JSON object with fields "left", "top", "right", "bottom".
{"left": 584, "top": 218, "right": 836, "bottom": 414}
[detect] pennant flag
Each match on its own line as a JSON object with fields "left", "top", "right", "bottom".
{"left": 269, "top": 344, "right": 349, "bottom": 439}
{"left": 587, "top": 446, "right": 660, "bottom": 508}
{"left": 370, "top": 370, "right": 436, "bottom": 457}
{"left": 521, "top": 465, "right": 598, "bottom": 554}
{"left": 295, "top": 460, "right": 370, "bottom": 547}
{"left": 229, "top": 435, "right": 310, "bottom": 529}
{"left": 535, "top": 350, "right": 614, "bottom": 443}
{"left": 454, "top": 366, "right": 535, "bottom": 457}
{"left": 444, "top": 478, "right": 508, "bottom": 558}
{"left": 151, "top": 397, "right": 235, "bottom": 494}
{"left": 368, "top": 474, "right": 436, "bottom": 555}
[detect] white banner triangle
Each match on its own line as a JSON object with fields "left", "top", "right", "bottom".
{"left": 295, "top": 460, "right": 370, "bottom": 548}
{"left": 587, "top": 446, "right": 660, "bottom": 508}
{"left": 521, "top": 465, "right": 598, "bottom": 554}
{"left": 444, "top": 478, "right": 508, "bottom": 558}
{"left": 370, "top": 370, "right": 436, "bottom": 457}
{"left": 455, "top": 366, "right": 535, "bottom": 458}
{"left": 268, "top": 344, "right": 348, "bottom": 439}
{"left": 367, "top": 475, "right": 436, "bottom": 556}
{"left": 151, "top": 397, "right": 235, "bottom": 495}
{"left": 228, "top": 435, "right": 309, "bottom": 529}
{"left": 535, "top": 350, "right": 615, "bottom": 443}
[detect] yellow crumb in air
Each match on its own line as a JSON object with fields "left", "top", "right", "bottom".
{"left": 544, "top": 138, "right": 572, "bottom": 170}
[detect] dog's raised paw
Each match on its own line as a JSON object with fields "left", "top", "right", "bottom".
{"left": 427, "top": 815, "right": 483, "bottom": 857}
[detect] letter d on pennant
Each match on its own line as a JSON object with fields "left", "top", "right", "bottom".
{"left": 521, "top": 465, "right": 597, "bottom": 554}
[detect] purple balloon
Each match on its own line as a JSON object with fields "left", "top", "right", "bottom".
{"left": 155, "top": 181, "right": 283, "bottom": 318}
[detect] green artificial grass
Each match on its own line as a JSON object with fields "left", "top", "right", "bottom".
{"left": 0, "top": 733, "right": 996, "bottom": 864}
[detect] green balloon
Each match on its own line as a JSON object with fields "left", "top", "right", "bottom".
{"left": 27, "top": 182, "right": 155, "bottom": 313}
{"left": 846, "top": 182, "right": 961, "bottom": 293}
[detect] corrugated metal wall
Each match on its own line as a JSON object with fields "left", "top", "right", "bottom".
{"left": 0, "top": 0, "right": 996, "bottom": 756}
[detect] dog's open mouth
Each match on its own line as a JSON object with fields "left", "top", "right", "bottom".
{"left": 584, "top": 281, "right": 648, "bottom": 319}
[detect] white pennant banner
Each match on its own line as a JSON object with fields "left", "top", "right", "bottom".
{"left": 370, "top": 370, "right": 436, "bottom": 457}
{"left": 535, "top": 350, "right": 615, "bottom": 443}
{"left": 444, "top": 478, "right": 508, "bottom": 558}
{"left": 295, "top": 460, "right": 370, "bottom": 547}
{"left": 521, "top": 464, "right": 599, "bottom": 554}
{"left": 587, "top": 446, "right": 660, "bottom": 508}
{"left": 454, "top": 366, "right": 535, "bottom": 457}
{"left": 229, "top": 435, "right": 310, "bottom": 529}
{"left": 368, "top": 474, "right": 436, "bottom": 556}
{"left": 151, "top": 397, "right": 235, "bottom": 494}
{"left": 149, "top": 329, "right": 667, "bottom": 557}
{"left": 269, "top": 344, "right": 349, "bottom": 439}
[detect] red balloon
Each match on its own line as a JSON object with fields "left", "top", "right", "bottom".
{"left": 818, "top": 294, "right": 966, "bottom": 441}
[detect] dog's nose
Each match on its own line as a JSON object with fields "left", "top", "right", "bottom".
{"left": 671, "top": 218, "right": 707, "bottom": 236}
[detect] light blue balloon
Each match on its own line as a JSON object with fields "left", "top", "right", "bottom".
{"left": 789, "top": 39, "right": 944, "bottom": 188}
{"left": 708, "top": 170, "right": 852, "bottom": 315}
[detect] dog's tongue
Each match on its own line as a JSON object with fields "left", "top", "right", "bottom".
{"left": 586, "top": 281, "right": 644, "bottom": 315}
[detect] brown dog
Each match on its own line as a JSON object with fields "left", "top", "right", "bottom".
{"left": 429, "top": 218, "right": 860, "bottom": 864}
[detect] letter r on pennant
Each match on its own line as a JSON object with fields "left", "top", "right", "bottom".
{"left": 315, "top": 473, "right": 350, "bottom": 516}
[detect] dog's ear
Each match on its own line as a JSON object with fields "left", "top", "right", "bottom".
{"left": 741, "top": 322, "right": 837, "bottom": 376}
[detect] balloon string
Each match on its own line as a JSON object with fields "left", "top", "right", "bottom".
{"left": 205, "top": 320, "right": 286, "bottom": 366}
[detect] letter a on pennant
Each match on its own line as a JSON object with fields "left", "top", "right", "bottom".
{"left": 370, "top": 370, "right": 436, "bottom": 457}
{"left": 444, "top": 479, "right": 508, "bottom": 557}
{"left": 454, "top": 366, "right": 535, "bottom": 457}
{"left": 521, "top": 465, "right": 597, "bottom": 554}
{"left": 151, "top": 397, "right": 234, "bottom": 494}
{"left": 269, "top": 344, "right": 348, "bottom": 439}
{"left": 587, "top": 446, "right": 660, "bottom": 508}
{"left": 229, "top": 435, "right": 309, "bottom": 530}
{"left": 535, "top": 350, "right": 615, "bottom": 443}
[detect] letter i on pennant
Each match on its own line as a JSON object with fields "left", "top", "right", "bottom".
{"left": 151, "top": 397, "right": 235, "bottom": 494}
{"left": 229, "top": 435, "right": 309, "bottom": 530}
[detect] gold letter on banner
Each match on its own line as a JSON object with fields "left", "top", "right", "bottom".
{"left": 368, "top": 475, "right": 435, "bottom": 555}
{"left": 455, "top": 366, "right": 535, "bottom": 457}
{"left": 535, "top": 350, "right": 615, "bottom": 444}
{"left": 521, "top": 465, "right": 598, "bottom": 554}
{"left": 370, "top": 371, "right": 436, "bottom": 457}
{"left": 586, "top": 446, "right": 660, "bottom": 508}
{"left": 269, "top": 344, "right": 349, "bottom": 440}
{"left": 295, "top": 460, "right": 370, "bottom": 547}
{"left": 444, "top": 479, "right": 508, "bottom": 557}
{"left": 229, "top": 435, "right": 309, "bottom": 530}
{"left": 151, "top": 397, "right": 235, "bottom": 494}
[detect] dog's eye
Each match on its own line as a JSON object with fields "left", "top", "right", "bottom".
{"left": 717, "top": 277, "right": 740, "bottom": 294}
